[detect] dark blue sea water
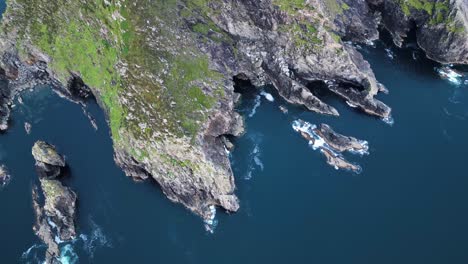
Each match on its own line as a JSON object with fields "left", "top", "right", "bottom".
{"left": 1, "top": 3, "right": 468, "bottom": 264}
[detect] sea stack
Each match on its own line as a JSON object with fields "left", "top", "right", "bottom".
{"left": 31, "top": 141, "right": 77, "bottom": 264}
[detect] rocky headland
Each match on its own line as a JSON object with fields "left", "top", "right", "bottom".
{"left": 0, "top": 0, "right": 465, "bottom": 220}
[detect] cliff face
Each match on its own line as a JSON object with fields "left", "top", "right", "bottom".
{"left": 0, "top": 0, "right": 465, "bottom": 220}
{"left": 367, "top": 0, "right": 468, "bottom": 64}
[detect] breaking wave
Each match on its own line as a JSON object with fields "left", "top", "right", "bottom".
{"left": 57, "top": 244, "right": 79, "bottom": 264}
{"left": 204, "top": 205, "right": 218, "bottom": 234}
{"left": 436, "top": 66, "right": 465, "bottom": 86}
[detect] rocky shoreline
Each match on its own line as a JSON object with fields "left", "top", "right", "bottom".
{"left": 0, "top": 0, "right": 465, "bottom": 222}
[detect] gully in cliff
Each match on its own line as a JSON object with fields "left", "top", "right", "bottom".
{"left": 31, "top": 141, "right": 77, "bottom": 264}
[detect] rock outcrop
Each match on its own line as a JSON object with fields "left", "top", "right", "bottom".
{"left": 32, "top": 141, "right": 66, "bottom": 179}
{"left": 292, "top": 119, "right": 368, "bottom": 173}
{"left": 0, "top": 164, "right": 10, "bottom": 188}
{"left": 0, "top": 0, "right": 465, "bottom": 221}
{"left": 367, "top": 0, "right": 468, "bottom": 64}
{"left": 31, "top": 141, "right": 77, "bottom": 263}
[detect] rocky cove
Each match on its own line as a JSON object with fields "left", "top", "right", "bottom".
{"left": 0, "top": 0, "right": 467, "bottom": 263}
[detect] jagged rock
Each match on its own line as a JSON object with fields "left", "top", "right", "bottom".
{"left": 315, "top": 124, "right": 369, "bottom": 154}
{"left": 0, "top": 164, "right": 11, "bottom": 188}
{"left": 367, "top": 0, "right": 468, "bottom": 64}
{"left": 32, "top": 141, "right": 65, "bottom": 179}
{"left": 32, "top": 141, "right": 65, "bottom": 167}
{"left": 292, "top": 119, "right": 365, "bottom": 173}
{"left": 321, "top": 148, "right": 361, "bottom": 172}
{"left": 32, "top": 178, "right": 77, "bottom": 264}
{"left": 0, "top": 0, "right": 464, "bottom": 221}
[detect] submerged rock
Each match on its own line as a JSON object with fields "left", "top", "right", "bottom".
{"left": 321, "top": 148, "right": 361, "bottom": 173}
{"left": 0, "top": 164, "right": 11, "bottom": 188}
{"left": 32, "top": 141, "right": 65, "bottom": 179}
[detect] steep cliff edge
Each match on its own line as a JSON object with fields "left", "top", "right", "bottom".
{"left": 0, "top": 0, "right": 465, "bottom": 221}
{"left": 367, "top": 0, "right": 468, "bottom": 64}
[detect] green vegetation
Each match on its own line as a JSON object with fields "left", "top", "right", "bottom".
{"left": 280, "top": 23, "right": 323, "bottom": 51}
{"left": 3, "top": 0, "right": 229, "bottom": 158}
{"left": 40, "top": 179, "right": 63, "bottom": 203}
{"left": 273, "top": 0, "right": 311, "bottom": 14}
{"left": 323, "top": 0, "right": 349, "bottom": 16}
{"left": 397, "top": 0, "right": 463, "bottom": 32}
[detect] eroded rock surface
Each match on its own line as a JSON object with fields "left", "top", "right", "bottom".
{"left": 0, "top": 0, "right": 465, "bottom": 220}
{"left": 292, "top": 119, "right": 368, "bottom": 173}
{"left": 33, "top": 180, "right": 77, "bottom": 264}
{"left": 31, "top": 141, "right": 76, "bottom": 264}
{"left": 32, "top": 141, "right": 66, "bottom": 179}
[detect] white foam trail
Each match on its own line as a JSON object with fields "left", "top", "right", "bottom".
{"left": 248, "top": 95, "right": 262, "bottom": 118}
{"left": 80, "top": 218, "right": 112, "bottom": 259}
{"left": 253, "top": 156, "right": 264, "bottom": 171}
{"left": 204, "top": 205, "right": 218, "bottom": 234}
{"left": 260, "top": 91, "right": 274, "bottom": 102}
{"left": 21, "top": 244, "right": 45, "bottom": 260}
{"left": 385, "top": 48, "right": 394, "bottom": 59}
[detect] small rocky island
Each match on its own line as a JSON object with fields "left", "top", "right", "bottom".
{"left": 0, "top": 0, "right": 465, "bottom": 221}
{"left": 293, "top": 120, "right": 369, "bottom": 173}
{"left": 31, "top": 141, "right": 77, "bottom": 263}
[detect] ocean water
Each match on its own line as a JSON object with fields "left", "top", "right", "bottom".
{"left": 1, "top": 4, "right": 468, "bottom": 264}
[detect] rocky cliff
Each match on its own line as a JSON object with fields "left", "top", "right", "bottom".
{"left": 0, "top": 0, "right": 465, "bottom": 221}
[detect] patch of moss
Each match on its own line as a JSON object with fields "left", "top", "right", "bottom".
{"left": 273, "top": 0, "right": 312, "bottom": 15}
{"left": 280, "top": 23, "right": 323, "bottom": 51}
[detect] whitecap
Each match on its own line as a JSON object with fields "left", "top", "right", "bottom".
{"left": 260, "top": 91, "right": 274, "bottom": 102}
